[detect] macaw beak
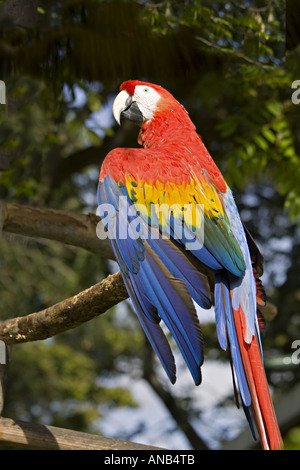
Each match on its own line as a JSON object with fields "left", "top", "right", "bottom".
{"left": 112, "top": 90, "right": 144, "bottom": 125}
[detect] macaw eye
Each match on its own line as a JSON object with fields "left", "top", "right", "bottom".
{"left": 143, "top": 87, "right": 149, "bottom": 93}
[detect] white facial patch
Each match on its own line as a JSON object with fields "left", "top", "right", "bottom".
{"left": 133, "top": 85, "right": 161, "bottom": 121}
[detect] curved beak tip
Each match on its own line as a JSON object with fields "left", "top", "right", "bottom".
{"left": 112, "top": 89, "right": 130, "bottom": 125}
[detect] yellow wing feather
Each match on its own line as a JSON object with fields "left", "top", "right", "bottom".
{"left": 124, "top": 172, "right": 225, "bottom": 233}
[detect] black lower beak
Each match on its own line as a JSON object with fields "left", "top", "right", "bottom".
{"left": 121, "top": 101, "right": 144, "bottom": 125}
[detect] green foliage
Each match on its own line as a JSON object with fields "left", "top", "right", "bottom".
{"left": 5, "top": 340, "right": 137, "bottom": 431}
{"left": 0, "top": 77, "right": 106, "bottom": 205}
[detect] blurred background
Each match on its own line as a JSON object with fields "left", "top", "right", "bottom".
{"left": 0, "top": 0, "right": 299, "bottom": 450}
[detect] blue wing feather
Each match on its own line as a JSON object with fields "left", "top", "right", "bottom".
{"left": 146, "top": 227, "right": 212, "bottom": 309}
{"left": 214, "top": 277, "right": 228, "bottom": 351}
{"left": 98, "top": 175, "right": 204, "bottom": 385}
{"left": 126, "top": 272, "right": 177, "bottom": 384}
{"left": 138, "top": 255, "right": 202, "bottom": 385}
{"left": 215, "top": 273, "right": 251, "bottom": 407}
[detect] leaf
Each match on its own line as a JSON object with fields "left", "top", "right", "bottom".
{"left": 283, "top": 146, "right": 296, "bottom": 158}
{"left": 245, "top": 142, "right": 256, "bottom": 157}
{"left": 265, "top": 101, "right": 282, "bottom": 116}
{"left": 253, "top": 134, "right": 268, "bottom": 150}
{"left": 261, "top": 127, "right": 276, "bottom": 144}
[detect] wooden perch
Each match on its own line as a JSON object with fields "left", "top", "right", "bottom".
{"left": 0, "top": 272, "right": 128, "bottom": 345}
{"left": 0, "top": 417, "right": 163, "bottom": 450}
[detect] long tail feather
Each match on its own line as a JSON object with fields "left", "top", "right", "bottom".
{"left": 233, "top": 305, "right": 283, "bottom": 450}
{"left": 215, "top": 274, "right": 252, "bottom": 407}
{"left": 214, "top": 272, "right": 283, "bottom": 450}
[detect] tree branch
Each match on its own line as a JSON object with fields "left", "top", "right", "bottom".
{"left": 0, "top": 271, "right": 128, "bottom": 345}
{"left": 195, "top": 35, "right": 269, "bottom": 69}
{"left": 1, "top": 202, "right": 114, "bottom": 259}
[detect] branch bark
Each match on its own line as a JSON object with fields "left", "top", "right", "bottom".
{"left": 0, "top": 417, "right": 163, "bottom": 450}
{"left": 0, "top": 271, "right": 128, "bottom": 345}
{"left": 1, "top": 202, "right": 114, "bottom": 259}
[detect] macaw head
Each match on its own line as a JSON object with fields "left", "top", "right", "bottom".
{"left": 112, "top": 80, "right": 180, "bottom": 126}
{"left": 112, "top": 80, "right": 196, "bottom": 148}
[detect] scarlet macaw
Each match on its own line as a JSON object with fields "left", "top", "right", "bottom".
{"left": 98, "top": 80, "right": 283, "bottom": 450}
